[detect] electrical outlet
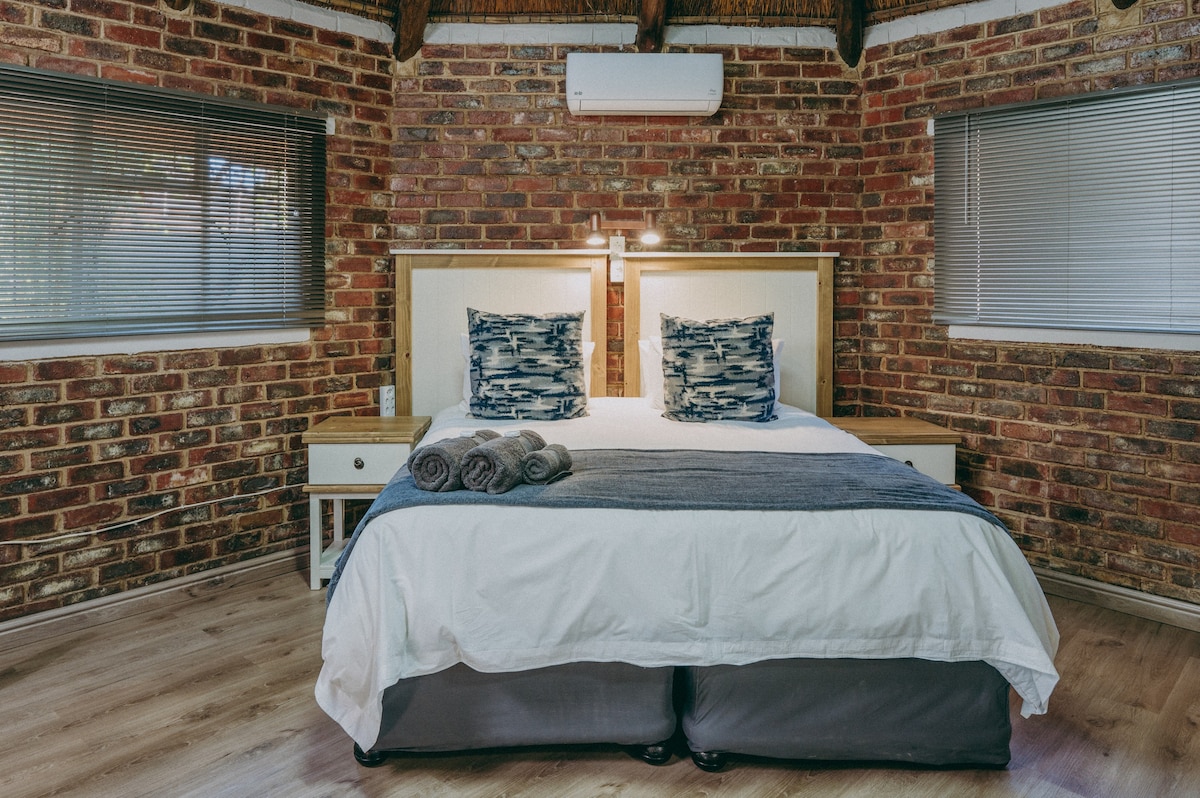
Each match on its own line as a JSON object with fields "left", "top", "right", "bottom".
{"left": 380, "top": 385, "right": 396, "bottom": 417}
{"left": 609, "top": 255, "right": 625, "bottom": 283}
{"left": 609, "top": 234, "right": 626, "bottom": 283}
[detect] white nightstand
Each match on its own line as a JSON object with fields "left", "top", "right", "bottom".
{"left": 826, "top": 417, "right": 962, "bottom": 487}
{"left": 303, "top": 415, "right": 431, "bottom": 589}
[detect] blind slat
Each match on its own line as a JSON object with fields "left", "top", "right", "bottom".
{"left": 935, "top": 79, "right": 1200, "bottom": 336}
{"left": 0, "top": 64, "right": 326, "bottom": 342}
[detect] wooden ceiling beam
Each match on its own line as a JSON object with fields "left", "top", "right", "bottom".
{"left": 393, "top": 0, "right": 432, "bottom": 61}
{"left": 636, "top": 0, "right": 667, "bottom": 53}
{"left": 835, "top": 0, "right": 864, "bottom": 67}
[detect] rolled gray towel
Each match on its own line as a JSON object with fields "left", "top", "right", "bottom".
{"left": 406, "top": 429, "right": 500, "bottom": 492}
{"left": 461, "top": 430, "right": 546, "bottom": 494}
{"left": 522, "top": 443, "right": 572, "bottom": 485}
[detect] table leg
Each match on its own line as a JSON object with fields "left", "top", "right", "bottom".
{"left": 309, "top": 493, "right": 322, "bottom": 590}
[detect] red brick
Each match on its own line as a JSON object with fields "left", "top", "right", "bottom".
{"left": 0, "top": 0, "right": 1196, "bottom": 617}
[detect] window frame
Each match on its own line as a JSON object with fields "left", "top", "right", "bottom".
{"left": 933, "top": 77, "right": 1200, "bottom": 347}
{"left": 0, "top": 64, "right": 328, "bottom": 344}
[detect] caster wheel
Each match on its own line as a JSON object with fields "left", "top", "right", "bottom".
{"left": 633, "top": 742, "right": 672, "bottom": 766}
{"left": 691, "top": 750, "right": 727, "bottom": 772}
{"left": 353, "top": 743, "right": 387, "bottom": 767}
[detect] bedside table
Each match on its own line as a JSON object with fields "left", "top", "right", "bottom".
{"left": 303, "top": 415, "right": 431, "bottom": 589}
{"left": 826, "top": 417, "right": 962, "bottom": 487}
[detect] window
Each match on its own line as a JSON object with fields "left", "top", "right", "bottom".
{"left": 0, "top": 65, "right": 326, "bottom": 342}
{"left": 933, "top": 79, "right": 1200, "bottom": 337}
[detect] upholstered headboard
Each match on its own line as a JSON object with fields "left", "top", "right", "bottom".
{"left": 393, "top": 249, "right": 834, "bottom": 417}
{"left": 622, "top": 253, "right": 835, "bottom": 417}
{"left": 393, "top": 250, "right": 607, "bottom": 417}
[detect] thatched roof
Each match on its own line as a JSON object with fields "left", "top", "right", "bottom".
{"left": 309, "top": 0, "right": 981, "bottom": 66}
{"left": 316, "top": 0, "right": 974, "bottom": 31}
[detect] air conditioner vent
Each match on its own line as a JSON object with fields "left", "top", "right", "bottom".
{"left": 565, "top": 53, "right": 724, "bottom": 117}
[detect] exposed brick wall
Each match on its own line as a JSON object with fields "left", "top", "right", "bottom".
{"left": 855, "top": 0, "right": 1200, "bottom": 603}
{"left": 0, "top": 0, "right": 395, "bottom": 620}
{"left": 390, "top": 42, "right": 864, "bottom": 390}
{"left": 3, "top": 0, "right": 1198, "bottom": 621}
{"left": 392, "top": 5, "right": 1200, "bottom": 608}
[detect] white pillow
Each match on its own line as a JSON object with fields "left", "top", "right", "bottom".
{"left": 461, "top": 333, "right": 595, "bottom": 404}
{"left": 639, "top": 336, "right": 783, "bottom": 410}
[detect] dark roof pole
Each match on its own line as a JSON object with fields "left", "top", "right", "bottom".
{"left": 836, "top": 0, "right": 864, "bottom": 68}
{"left": 394, "top": 0, "right": 433, "bottom": 61}
{"left": 637, "top": 0, "right": 667, "bottom": 53}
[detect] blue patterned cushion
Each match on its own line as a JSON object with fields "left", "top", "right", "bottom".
{"left": 659, "top": 312, "right": 777, "bottom": 422}
{"left": 467, "top": 308, "right": 588, "bottom": 420}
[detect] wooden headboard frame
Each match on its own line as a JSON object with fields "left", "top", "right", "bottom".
{"left": 393, "top": 250, "right": 608, "bottom": 417}
{"left": 622, "top": 252, "right": 836, "bottom": 418}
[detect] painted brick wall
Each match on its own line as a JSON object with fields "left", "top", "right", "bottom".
{"left": 0, "top": 0, "right": 395, "bottom": 620}
{"left": 855, "top": 0, "right": 1200, "bottom": 603}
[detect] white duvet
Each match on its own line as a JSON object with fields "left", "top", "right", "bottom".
{"left": 316, "top": 399, "right": 1060, "bottom": 750}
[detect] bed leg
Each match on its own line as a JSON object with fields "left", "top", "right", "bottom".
{"left": 690, "top": 750, "right": 727, "bottom": 772}
{"left": 629, "top": 740, "right": 673, "bottom": 766}
{"left": 353, "top": 743, "right": 388, "bottom": 767}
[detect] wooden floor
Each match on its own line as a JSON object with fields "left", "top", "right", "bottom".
{"left": 1, "top": 571, "right": 1198, "bottom": 798}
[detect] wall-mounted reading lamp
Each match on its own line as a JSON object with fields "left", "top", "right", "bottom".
{"left": 585, "top": 211, "right": 661, "bottom": 282}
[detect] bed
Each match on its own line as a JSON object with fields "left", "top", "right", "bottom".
{"left": 314, "top": 250, "right": 1059, "bottom": 771}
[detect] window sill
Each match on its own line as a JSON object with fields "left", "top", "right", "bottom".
{"left": 948, "top": 325, "right": 1200, "bottom": 353}
{"left": 1, "top": 328, "right": 313, "bottom": 363}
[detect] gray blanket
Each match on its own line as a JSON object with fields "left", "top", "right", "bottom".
{"left": 328, "top": 449, "right": 1004, "bottom": 600}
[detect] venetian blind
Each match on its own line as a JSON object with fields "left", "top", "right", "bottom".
{"left": 933, "top": 79, "right": 1200, "bottom": 336}
{"left": 0, "top": 64, "right": 327, "bottom": 342}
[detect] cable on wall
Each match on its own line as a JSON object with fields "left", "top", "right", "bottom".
{"left": 0, "top": 485, "right": 293, "bottom": 546}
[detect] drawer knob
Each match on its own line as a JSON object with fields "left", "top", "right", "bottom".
{"left": 353, "top": 457, "right": 365, "bottom": 470}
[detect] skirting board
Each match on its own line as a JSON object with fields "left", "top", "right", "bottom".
{"left": 1036, "top": 567, "right": 1200, "bottom": 634}
{"left": 0, "top": 547, "right": 307, "bottom": 651}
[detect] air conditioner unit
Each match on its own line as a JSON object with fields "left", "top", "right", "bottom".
{"left": 565, "top": 53, "right": 724, "bottom": 117}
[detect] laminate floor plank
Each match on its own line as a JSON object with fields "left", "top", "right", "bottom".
{"left": 1, "top": 572, "right": 1198, "bottom": 798}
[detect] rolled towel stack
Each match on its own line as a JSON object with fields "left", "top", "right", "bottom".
{"left": 407, "top": 429, "right": 500, "bottom": 492}
{"left": 461, "top": 430, "right": 546, "bottom": 495}
{"left": 521, "top": 443, "right": 573, "bottom": 485}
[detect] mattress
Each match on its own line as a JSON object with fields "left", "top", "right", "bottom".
{"left": 316, "top": 398, "right": 1059, "bottom": 751}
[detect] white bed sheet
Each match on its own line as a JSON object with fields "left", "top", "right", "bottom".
{"left": 316, "top": 399, "right": 1060, "bottom": 750}
{"left": 421, "top": 396, "right": 881, "bottom": 455}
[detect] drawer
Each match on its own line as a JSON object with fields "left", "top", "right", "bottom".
{"left": 308, "top": 442, "right": 412, "bottom": 486}
{"left": 870, "top": 443, "right": 957, "bottom": 485}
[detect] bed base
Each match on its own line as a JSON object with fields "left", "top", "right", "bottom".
{"left": 682, "top": 658, "right": 1013, "bottom": 770}
{"left": 357, "top": 661, "right": 676, "bottom": 766}
{"left": 352, "top": 658, "right": 1012, "bottom": 771}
